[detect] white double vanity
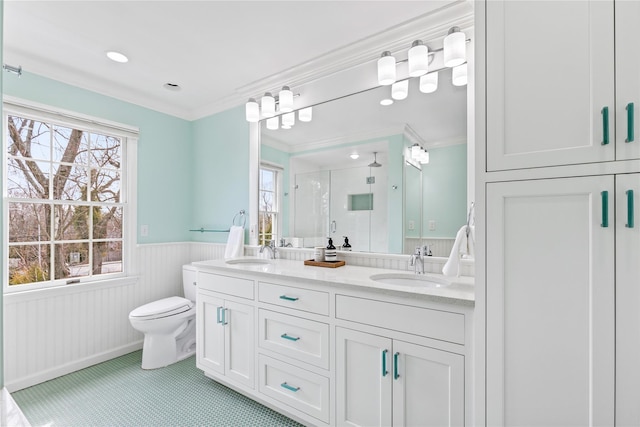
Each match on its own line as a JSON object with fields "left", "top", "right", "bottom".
{"left": 192, "top": 257, "right": 474, "bottom": 426}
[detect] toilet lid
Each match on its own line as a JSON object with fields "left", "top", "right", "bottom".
{"left": 130, "top": 296, "right": 194, "bottom": 320}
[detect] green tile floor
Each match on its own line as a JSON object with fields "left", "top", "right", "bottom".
{"left": 12, "top": 351, "right": 303, "bottom": 426}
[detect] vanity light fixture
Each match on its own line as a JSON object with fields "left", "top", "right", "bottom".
{"left": 452, "top": 63, "right": 468, "bottom": 87}
{"left": 245, "top": 98, "right": 260, "bottom": 122}
{"left": 377, "top": 51, "right": 396, "bottom": 85}
{"left": 106, "top": 51, "right": 129, "bottom": 63}
{"left": 261, "top": 92, "right": 276, "bottom": 118}
{"left": 410, "top": 143, "right": 430, "bottom": 164}
{"left": 279, "top": 86, "right": 294, "bottom": 112}
{"left": 443, "top": 27, "right": 466, "bottom": 67}
{"left": 419, "top": 72, "right": 438, "bottom": 93}
{"left": 380, "top": 98, "right": 394, "bottom": 106}
{"left": 391, "top": 80, "right": 409, "bottom": 100}
{"left": 266, "top": 116, "right": 279, "bottom": 130}
{"left": 299, "top": 107, "right": 313, "bottom": 122}
{"left": 282, "top": 112, "right": 295, "bottom": 127}
{"left": 408, "top": 40, "right": 429, "bottom": 77}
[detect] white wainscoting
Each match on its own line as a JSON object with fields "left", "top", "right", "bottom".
{"left": 3, "top": 241, "right": 472, "bottom": 391}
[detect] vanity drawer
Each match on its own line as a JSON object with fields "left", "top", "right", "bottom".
{"left": 258, "top": 354, "right": 329, "bottom": 424}
{"left": 259, "top": 309, "right": 329, "bottom": 369}
{"left": 197, "top": 272, "right": 254, "bottom": 300}
{"left": 259, "top": 282, "right": 329, "bottom": 316}
{"left": 335, "top": 294, "right": 465, "bottom": 344}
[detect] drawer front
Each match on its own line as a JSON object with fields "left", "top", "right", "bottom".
{"left": 335, "top": 295, "right": 465, "bottom": 345}
{"left": 258, "top": 354, "right": 330, "bottom": 424}
{"left": 259, "top": 309, "right": 329, "bottom": 369}
{"left": 197, "top": 271, "right": 254, "bottom": 299}
{"left": 259, "top": 281, "right": 329, "bottom": 316}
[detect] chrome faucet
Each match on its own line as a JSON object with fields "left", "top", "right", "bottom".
{"left": 259, "top": 239, "right": 278, "bottom": 259}
{"left": 410, "top": 245, "right": 427, "bottom": 274}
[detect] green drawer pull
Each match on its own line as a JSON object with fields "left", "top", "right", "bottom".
{"left": 280, "top": 382, "right": 300, "bottom": 392}
{"left": 280, "top": 333, "right": 300, "bottom": 341}
{"left": 279, "top": 295, "right": 299, "bottom": 302}
{"left": 216, "top": 306, "right": 223, "bottom": 324}
{"left": 601, "top": 191, "right": 609, "bottom": 228}
{"left": 382, "top": 349, "right": 388, "bottom": 377}
{"left": 602, "top": 106, "right": 610, "bottom": 145}
{"left": 627, "top": 190, "right": 634, "bottom": 228}
{"left": 393, "top": 352, "right": 400, "bottom": 380}
{"left": 627, "top": 102, "right": 635, "bottom": 143}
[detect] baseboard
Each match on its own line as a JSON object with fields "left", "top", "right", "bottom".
{"left": 5, "top": 341, "right": 143, "bottom": 392}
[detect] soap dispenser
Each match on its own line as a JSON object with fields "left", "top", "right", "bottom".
{"left": 325, "top": 237, "right": 337, "bottom": 262}
{"left": 342, "top": 236, "right": 352, "bottom": 251}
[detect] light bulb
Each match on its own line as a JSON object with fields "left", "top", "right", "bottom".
{"left": 408, "top": 40, "right": 429, "bottom": 77}
{"left": 419, "top": 72, "right": 438, "bottom": 93}
{"left": 282, "top": 112, "right": 295, "bottom": 127}
{"left": 279, "top": 86, "right": 294, "bottom": 113}
{"left": 411, "top": 144, "right": 422, "bottom": 159}
{"left": 266, "top": 116, "right": 279, "bottom": 130}
{"left": 452, "top": 64, "right": 468, "bottom": 86}
{"left": 419, "top": 149, "right": 430, "bottom": 164}
{"left": 377, "top": 51, "right": 396, "bottom": 86}
{"left": 391, "top": 80, "right": 408, "bottom": 100}
{"left": 245, "top": 98, "right": 259, "bottom": 122}
{"left": 299, "top": 107, "right": 313, "bottom": 122}
{"left": 444, "top": 27, "right": 466, "bottom": 67}
{"left": 350, "top": 153, "right": 359, "bottom": 160}
{"left": 261, "top": 92, "right": 276, "bottom": 117}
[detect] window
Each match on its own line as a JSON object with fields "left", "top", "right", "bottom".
{"left": 4, "top": 102, "right": 137, "bottom": 291}
{"left": 258, "top": 165, "right": 281, "bottom": 246}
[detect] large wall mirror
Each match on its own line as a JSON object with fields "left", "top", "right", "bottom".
{"left": 257, "top": 70, "right": 469, "bottom": 256}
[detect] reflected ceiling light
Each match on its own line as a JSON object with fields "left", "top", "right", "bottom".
{"left": 299, "top": 107, "right": 313, "bottom": 122}
{"left": 261, "top": 92, "right": 276, "bottom": 117}
{"left": 279, "top": 86, "right": 294, "bottom": 112}
{"left": 444, "top": 27, "right": 466, "bottom": 67}
{"left": 380, "top": 98, "right": 394, "bottom": 106}
{"left": 408, "top": 40, "right": 429, "bottom": 77}
{"left": 419, "top": 72, "right": 438, "bottom": 93}
{"left": 282, "top": 112, "right": 295, "bottom": 127}
{"left": 411, "top": 143, "right": 422, "bottom": 159}
{"left": 350, "top": 153, "right": 359, "bottom": 160}
{"left": 245, "top": 98, "right": 260, "bottom": 122}
{"left": 419, "top": 150, "right": 430, "bottom": 164}
{"left": 266, "top": 116, "right": 279, "bottom": 130}
{"left": 106, "top": 51, "right": 128, "bottom": 63}
{"left": 411, "top": 143, "right": 430, "bottom": 164}
{"left": 391, "top": 80, "right": 408, "bottom": 100}
{"left": 452, "top": 63, "right": 468, "bottom": 86}
{"left": 377, "top": 51, "right": 396, "bottom": 85}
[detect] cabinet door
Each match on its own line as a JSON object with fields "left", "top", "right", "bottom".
{"left": 486, "top": 176, "right": 615, "bottom": 425}
{"left": 196, "top": 293, "right": 225, "bottom": 376}
{"left": 615, "top": 2, "right": 640, "bottom": 160}
{"left": 224, "top": 300, "right": 255, "bottom": 389}
{"left": 392, "top": 340, "right": 464, "bottom": 427}
{"left": 486, "top": 1, "right": 615, "bottom": 170}
{"left": 336, "top": 327, "right": 392, "bottom": 427}
{"left": 615, "top": 173, "right": 640, "bottom": 425}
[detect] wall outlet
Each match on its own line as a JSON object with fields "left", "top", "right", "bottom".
{"left": 140, "top": 224, "right": 149, "bottom": 237}
{"left": 408, "top": 220, "right": 415, "bottom": 230}
{"left": 428, "top": 220, "right": 436, "bottom": 231}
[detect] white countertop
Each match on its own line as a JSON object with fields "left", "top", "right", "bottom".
{"left": 192, "top": 257, "right": 475, "bottom": 306}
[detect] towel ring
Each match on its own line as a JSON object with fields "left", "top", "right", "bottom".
{"left": 232, "top": 210, "right": 246, "bottom": 228}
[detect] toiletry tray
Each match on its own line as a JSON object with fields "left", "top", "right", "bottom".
{"left": 304, "top": 259, "right": 346, "bottom": 268}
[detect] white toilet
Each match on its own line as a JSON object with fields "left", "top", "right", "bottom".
{"left": 129, "top": 264, "right": 197, "bottom": 369}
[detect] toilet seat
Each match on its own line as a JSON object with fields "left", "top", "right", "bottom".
{"left": 130, "top": 296, "right": 194, "bottom": 320}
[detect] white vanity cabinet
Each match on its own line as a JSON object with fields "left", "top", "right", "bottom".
{"left": 486, "top": 0, "right": 640, "bottom": 171}
{"left": 196, "top": 272, "right": 255, "bottom": 389}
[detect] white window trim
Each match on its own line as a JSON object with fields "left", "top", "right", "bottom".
{"left": 3, "top": 97, "right": 139, "bottom": 294}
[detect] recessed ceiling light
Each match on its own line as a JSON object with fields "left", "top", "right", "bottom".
{"left": 163, "top": 83, "right": 181, "bottom": 91}
{"left": 350, "top": 154, "right": 360, "bottom": 160}
{"left": 380, "top": 98, "right": 394, "bottom": 106}
{"left": 106, "top": 51, "right": 129, "bottom": 63}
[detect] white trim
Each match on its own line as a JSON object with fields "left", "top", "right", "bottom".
{"left": 3, "top": 276, "right": 137, "bottom": 303}
{"left": 4, "top": 341, "right": 143, "bottom": 392}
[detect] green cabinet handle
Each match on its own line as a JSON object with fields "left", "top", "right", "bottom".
{"left": 601, "top": 191, "right": 609, "bottom": 228}
{"left": 216, "top": 306, "right": 223, "bottom": 324}
{"left": 279, "top": 295, "right": 299, "bottom": 301}
{"left": 382, "top": 349, "right": 388, "bottom": 377}
{"left": 627, "top": 102, "right": 635, "bottom": 143}
{"left": 280, "top": 382, "right": 300, "bottom": 392}
{"left": 393, "top": 352, "right": 400, "bottom": 380}
{"left": 602, "top": 106, "right": 610, "bottom": 145}
{"left": 280, "top": 333, "right": 300, "bottom": 341}
{"left": 627, "top": 190, "right": 634, "bottom": 228}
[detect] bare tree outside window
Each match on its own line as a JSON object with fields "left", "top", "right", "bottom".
{"left": 6, "top": 115, "right": 124, "bottom": 287}
{"left": 259, "top": 167, "right": 278, "bottom": 246}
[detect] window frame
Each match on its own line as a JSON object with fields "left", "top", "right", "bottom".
{"left": 3, "top": 97, "right": 138, "bottom": 294}
{"left": 258, "top": 163, "right": 283, "bottom": 246}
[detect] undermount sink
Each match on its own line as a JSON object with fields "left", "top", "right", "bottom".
{"left": 369, "top": 273, "right": 450, "bottom": 288}
{"left": 225, "top": 257, "right": 272, "bottom": 265}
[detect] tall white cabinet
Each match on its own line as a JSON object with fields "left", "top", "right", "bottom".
{"left": 481, "top": 0, "right": 640, "bottom": 425}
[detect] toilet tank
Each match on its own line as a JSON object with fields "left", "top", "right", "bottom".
{"left": 182, "top": 264, "right": 198, "bottom": 302}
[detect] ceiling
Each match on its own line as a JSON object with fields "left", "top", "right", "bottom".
{"left": 2, "top": 1, "right": 462, "bottom": 121}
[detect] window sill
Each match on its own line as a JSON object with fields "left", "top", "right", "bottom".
{"left": 3, "top": 276, "right": 138, "bottom": 303}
